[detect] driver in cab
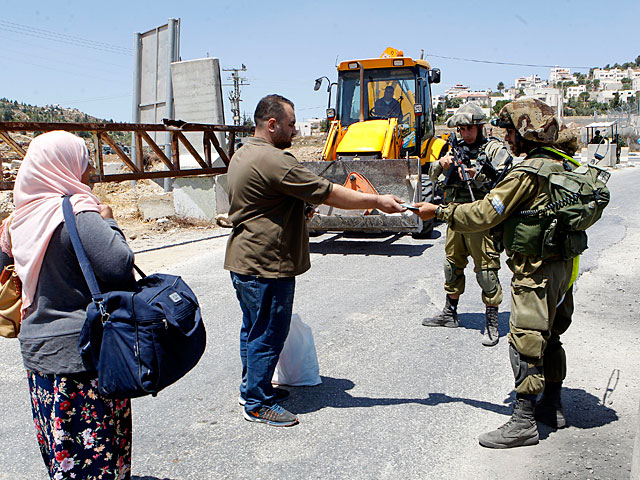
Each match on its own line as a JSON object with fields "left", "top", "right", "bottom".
{"left": 373, "top": 85, "right": 402, "bottom": 121}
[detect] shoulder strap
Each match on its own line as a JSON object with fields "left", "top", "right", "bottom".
{"left": 512, "top": 157, "right": 546, "bottom": 175}
{"left": 61, "top": 195, "right": 104, "bottom": 301}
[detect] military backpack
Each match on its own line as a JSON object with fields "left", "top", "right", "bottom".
{"left": 502, "top": 148, "right": 610, "bottom": 260}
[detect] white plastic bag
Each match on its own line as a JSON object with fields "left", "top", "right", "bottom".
{"left": 272, "top": 314, "right": 322, "bottom": 386}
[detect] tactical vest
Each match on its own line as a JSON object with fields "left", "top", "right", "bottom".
{"left": 502, "top": 149, "right": 607, "bottom": 260}
{"left": 442, "top": 138, "right": 493, "bottom": 204}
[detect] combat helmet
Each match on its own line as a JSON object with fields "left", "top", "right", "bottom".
{"left": 492, "top": 98, "right": 578, "bottom": 154}
{"left": 492, "top": 98, "right": 560, "bottom": 144}
{"left": 446, "top": 102, "right": 487, "bottom": 128}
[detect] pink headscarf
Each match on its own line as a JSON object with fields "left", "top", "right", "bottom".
{"left": 11, "top": 131, "right": 101, "bottom": 313}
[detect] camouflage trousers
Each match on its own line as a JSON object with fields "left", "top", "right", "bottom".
{"left": 443, "top": 226, "right": 503, "bottom": 305}
{"left": 507, "top": 257, "right": 574, "bottom": 395}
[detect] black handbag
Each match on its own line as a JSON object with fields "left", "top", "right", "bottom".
{"left": 62, "top": 196, "right": 206, "bottom": 398}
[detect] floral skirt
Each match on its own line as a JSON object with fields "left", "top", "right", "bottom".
{"left": 27, "top": 370, "right": 132, "bottom": 480}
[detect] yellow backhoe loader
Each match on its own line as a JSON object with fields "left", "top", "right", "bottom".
{"left": 304, "top": 47, "right": 447, "bottom": 237}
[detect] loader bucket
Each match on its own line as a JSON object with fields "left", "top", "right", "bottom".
{"left": 301, "top": 158, "right": 424, "bottom": 232}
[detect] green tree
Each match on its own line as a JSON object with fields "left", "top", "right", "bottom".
{"left": 492, "top": 100, "right": 511, "bottom": 115}
{"left": 445, "top": 97, "right": 463, "bottom": 109}
{"left": 433, "top": 103, "right": 445, "bottom": 122}
{"left": 611, "top": 92, "right": 621, "bottom": 108}
{"left": 497, "top": 81, "right": 504, "bottom": 93}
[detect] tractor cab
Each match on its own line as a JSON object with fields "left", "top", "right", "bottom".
{"left": 317, "top": 47, "right": 441, "bottom": 163}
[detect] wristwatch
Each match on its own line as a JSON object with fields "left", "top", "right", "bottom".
{"left": 435, "top": 206, "right": 441, "bottom": 219}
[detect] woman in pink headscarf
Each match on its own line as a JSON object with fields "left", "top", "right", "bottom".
{"left": 10, "top": 131, "right": 135, "bottom": 480}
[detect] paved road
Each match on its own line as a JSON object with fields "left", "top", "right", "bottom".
{"left": 1, "top": 165, "right": 638, "bottom": 479}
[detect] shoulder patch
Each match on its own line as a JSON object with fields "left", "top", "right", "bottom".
{"left": 490, "top": 196, "right": 505, "bottom": 215}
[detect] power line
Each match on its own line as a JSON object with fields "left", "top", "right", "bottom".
{"left": 425, "top": 53, "right": 591, "bottom": 70}
{"left": 297, "top": 106, "right": 325, "bottom": 111}
{"left": 0, "top": 20, "right": 132, "bottom": 56}
{"left": 0, "top": 32, "right": 130, "bottom": 70}
{"left": 0, "top": 53, "right": 127, "bottom": 82}
{"left": 0, "top": 46, "right": 128, "bottom": 75}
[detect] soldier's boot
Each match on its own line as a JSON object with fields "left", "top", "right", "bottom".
{"left": 422, "top": 296, "right": 459, "bottom": 327}
{"left": 478, "top": 395, "right": 539, "bottom": 449}
{"left": 482, "top": 306, "right": 499, "bottom": 347}
{"left": 535, "top": 381, "right": 567, "bottom": 429}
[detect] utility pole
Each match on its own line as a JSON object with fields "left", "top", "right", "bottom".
{"left": 223, "top": 65, "right": 249, "bottom": 127}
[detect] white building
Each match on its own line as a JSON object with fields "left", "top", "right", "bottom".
{"left": 549, "top": 67, "right": 572, "bottom": 84}
{"left": 566, "top": 85, "right": 586, "bottom": 99}
{"left": 520, "top": 87, "right": 564, "bottom": 117}
{"left": 601, "top": 81, "right": 623, "bottom": 91}
{"left": 308, "top": 118, "right": 324, "bottom": 131}
{"left": 444, "top": 84, "right": 470, "bottom": 97}
{"left": 457, "top": 91, "right": 491, "bottom": 107}
{"left": 593, "top": 67, "right": 640, "bottom": 82}
{"left": 295, "top": 121, "right": 312, "bottom": 137}
{"left": 592, "top": 90, "right": 637, "bottom": 103}
{"left": 432, "top": 95, "right": 446, "bottom": 108}
{"left": 514, "top": 74, "right": 544, "bottom": 90}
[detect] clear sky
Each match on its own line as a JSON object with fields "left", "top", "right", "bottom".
{"left": 1, "top": 0, "right": 638, "bottom": 123}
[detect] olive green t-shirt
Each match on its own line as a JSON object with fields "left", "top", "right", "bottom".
{"left": 224, "top": 137, "right": 333, "bottom": 277}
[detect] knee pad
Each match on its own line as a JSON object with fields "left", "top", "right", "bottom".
{"left": 476, "top": 269, "right": 499, "bottom": 296}
{"left": 444, "top": 260, "right": 461, "bottom": 284}
{"left": 509, "top": 344, "right": 543, "bottom": 388}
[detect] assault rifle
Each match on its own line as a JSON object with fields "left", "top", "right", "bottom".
{"left": 475, "top": 150, "right": 514, "bottom": 189}
{"left": 445, "top": 134, "right": 476, "bottom": 201}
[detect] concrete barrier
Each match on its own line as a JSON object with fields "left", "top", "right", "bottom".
{"left": 588, "top": 143, "right": 616, "bottom": 167}
{"left": 173, "top": 176, "right": 217, "bottom": 221}
{"left": 215, "top": 174, "right": 229, "bottom": 214}
{"left": 171, "top": 57, "right": 227, "bottom": 168}
{"left": 621, "top": 146, "right": 630, "bottom": 163}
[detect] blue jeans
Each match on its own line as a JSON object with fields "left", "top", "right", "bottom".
{"left": 230, "top": 272, "right": 295, "bottom": 412}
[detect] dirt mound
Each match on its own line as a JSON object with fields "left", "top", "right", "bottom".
{"left": 288, "top": 134, "right": 325, "bottom": 161}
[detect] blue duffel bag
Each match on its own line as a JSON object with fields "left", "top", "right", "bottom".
{"left": 62, "top": 196, "right": 206, "bottom": 398}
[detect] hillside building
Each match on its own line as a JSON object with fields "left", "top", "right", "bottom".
{"left": 549, "top": 67, "right": 572, "bottom": 84}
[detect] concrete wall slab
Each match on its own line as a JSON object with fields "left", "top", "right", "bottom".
{"left": 173, "top": 176, "right": 217, "bottom": 221}
{"left": 171, "top": 57, "right": 226, "bottom": 168}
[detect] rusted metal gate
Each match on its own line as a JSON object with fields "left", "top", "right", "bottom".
{"left": 0, "top": 121, "right": 253, "bottom": 189}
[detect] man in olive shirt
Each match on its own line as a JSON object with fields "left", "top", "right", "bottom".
{"left": 415, "top": 99, "right": 580, "bottom": 448}
{"left": 225, "top": 94, "right": 404, "bottom": 427}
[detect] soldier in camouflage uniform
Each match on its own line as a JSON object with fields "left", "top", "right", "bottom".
{"left": 425, "top": 102, "right": 512, "bottom": 347}
{"left": 415, "top": 99, "right": 579, "bottom": 448}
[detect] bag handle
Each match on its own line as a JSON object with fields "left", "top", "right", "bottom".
{"left": 61, "top": 195, "right": 104, "bottom": 301}
{"left": 134, "top": 264, "right": 146, "bottom": 278}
